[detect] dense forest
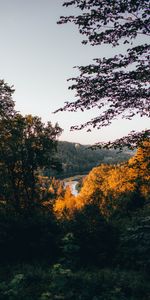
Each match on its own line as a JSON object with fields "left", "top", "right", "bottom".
{"left": 0, "top": 131, "right": 150, "bottom": 299}
{"left": 0, "top": 80, "right": 150, "bottom": 299}
{"left": 54, "top": 141, "right": 150, "bottom": 219}
{"left": 46, "top": 141, "right": 132, "bottom": 178}
{"left": 0, "top": 0, "right": 150, "bottom": 299}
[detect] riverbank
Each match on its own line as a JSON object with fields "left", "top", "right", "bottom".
{"left": 63, "top": 174, "right": 86, "bottom": 196}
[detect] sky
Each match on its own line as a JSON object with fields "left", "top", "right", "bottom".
{"left": 0, "top": 0, "right": 149, "bottom": 145}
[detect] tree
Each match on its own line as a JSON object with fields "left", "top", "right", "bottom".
{"left": 54, "top": 185, "right": 76, "bottom": 219}
{"left": 65, "top": 202, "right": 117, "bottom": 267}
{"left": 0, "top": 79, "right": 15, "bottom": 119}
{"left": 56, "top": 0, "right": 150, "bottom": 148}
{"left": 119, "top": 203, "right": 150, "bottom": 271}
{"left": 0, "top": 112, "right": 62, "bottom": 210}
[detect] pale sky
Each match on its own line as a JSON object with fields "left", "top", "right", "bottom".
{"left": 0, "top": 0, "right": 149, "bottom": 144}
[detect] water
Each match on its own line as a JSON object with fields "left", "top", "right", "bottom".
{"left": 64, "top": 181, "right": 78, "bottom": 196}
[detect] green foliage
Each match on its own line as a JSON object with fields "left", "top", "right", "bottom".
{"left": 1, "top": 265, "right": 149, "bottom": 300}
{"left": 48, "top": 141, "right": 131, "bottom": 178}
{"left": 0, "top": 264, "right": 51, "bottom": 300}
{"left": 61, "top": 203, "right": 118, "bottom": 267}
{"left": 0, "top": 79, "right": 150, "bottom": 300}
{"left": 0, "top": 113, "right": 62, "bottom": 209}
{"left": 112, "top": 189, "right": 146, "bottom": 218}
{"left": 118, "top": 204, "right": 150, "bottom": 272}
{"left": 59, "top": 233, "right": 80, "bottom": 268}
{"left": 0, "top": 273, "right": 24, "bottom": 300}
{"left": 40, "top": 266, "right": 150, "bottom": 300}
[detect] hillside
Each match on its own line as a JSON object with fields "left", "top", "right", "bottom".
{"left": 46, "top": 141, "right": 132, "bottom": 178}
{"left": 54, "top": 141, "right": 150, "bottom": 219}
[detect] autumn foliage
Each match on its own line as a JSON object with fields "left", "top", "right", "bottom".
{"left": 54, "top": 141, "right": 150, "bottom": 218}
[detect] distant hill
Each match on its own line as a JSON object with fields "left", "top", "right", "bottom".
{"left": 45, "top": 141, "right": 132, "bottom": 178}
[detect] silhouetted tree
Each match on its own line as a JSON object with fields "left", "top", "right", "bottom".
{"left": 0, "top": 79, "right": 15, "bottom": 118}
{"left": 56, "top": 0, "right": 150, "bottom": 148}
{"left": 66, "top": 203, "right": 117, "bottom": 267}
{"left": 0, "top": 113, "right": 62, "bottom": 210}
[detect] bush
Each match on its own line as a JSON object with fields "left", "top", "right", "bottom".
{"left": 40, "top": 265, "right": 150, "bottom": 300}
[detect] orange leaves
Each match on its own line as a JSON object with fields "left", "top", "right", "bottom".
{"left": 53, "top": 141, "right": 150, "bottom": 219}
{"left": 54, "top": 186, "right": 77, "bottom": 219}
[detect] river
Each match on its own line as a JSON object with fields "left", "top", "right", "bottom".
{"left": 64, "top": 180, "right": 79, "bottom": 196}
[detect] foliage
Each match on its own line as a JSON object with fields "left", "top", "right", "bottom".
{"left": 0, "top": 113, "right": 62, "bottom": 210}
{"left": 1, "top": 80, "right": 150, "bottom": 299}
{"left": 0, "top": 207, "right": 59, "bottom": 263}
{"left": 38, "top": 176, "right": 65, "bottom": 207}
{"left": 61, "top": 203, "right": 118, "bottom": 267}
{"left": 56, "top": 0, "right": 150, "bottom": 147}
{"left": 118, "top": 203, "right": 150, "bottom": 272}
{"left": 54, "top": 142, "right": 150, "bottom": 218}
{"left": 54, "top": 186, "right": 77, "bottom": 219}
{"left": 0, "top": 264, "right": 51, "bottom": 300}
{"left": 0, "top": 79, "right": 15, "bottom": 119}
{"left": 47, "top": 141, "right": 131, "bottom": 178}
{"left": 0, "top": 264, "right": 149, "bottom": 300}
{"left": 43, "top": 266, "right": 150, "bottom": 300}
{"left": 59, "top": 232, "right": 80, "bottom": 268}
{"left": 0, "top": 81, "right": 62, "bottom": 263}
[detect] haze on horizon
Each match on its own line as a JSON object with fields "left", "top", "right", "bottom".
{"left": 0, "top": 0, "right": 149, "bottom": 145}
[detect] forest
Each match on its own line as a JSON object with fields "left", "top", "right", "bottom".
{"left": 0, "top": 80, "right": 150, "bottom": 300}
{"left": 0, "top": 0, "right": 150, "bottom": 299}
{"left": 47, "top": 141, "right": 131, "bottom": 178}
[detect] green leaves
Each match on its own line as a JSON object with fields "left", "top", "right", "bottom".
{"left": 0, "top": 83, "right": 62, "bottom": 210}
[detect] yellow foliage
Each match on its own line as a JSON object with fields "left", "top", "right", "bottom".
{"left": 54, "top": 186, "right": 77, "bottom": 219}
{"left": 53, "top": 141, "right": 150, "bottom": 219}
